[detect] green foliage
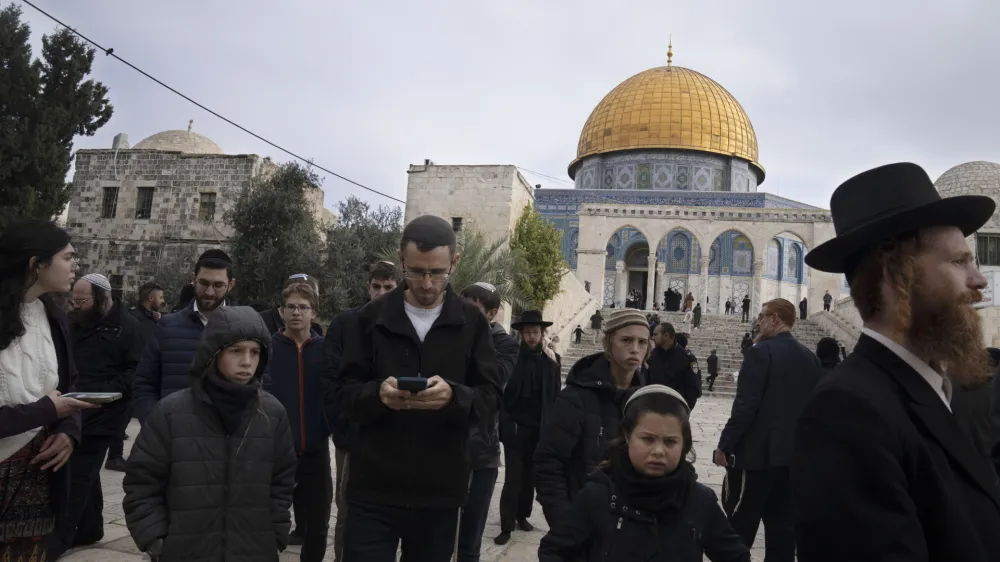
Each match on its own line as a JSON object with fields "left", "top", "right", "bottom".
{"left": 378, "top": 229, "right": 532, "bottom": 310}
{"left": 0, "top": 5, "right": 113, "bottom": 228}
{"left": 151, "top": 245, "right": 200, "bottom": 310}
{"left": 319, "top": 196, "right": 403, "bottom": 317}
{"left": 510, "top": 205, "right": 568, "bottom": 309}
{"left": 225, "top": 162, "right": 322, "bottom": 305}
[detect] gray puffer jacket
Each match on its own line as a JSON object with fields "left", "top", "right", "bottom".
{"left": 123, "top": 307, "right": 297, "bottom": 562}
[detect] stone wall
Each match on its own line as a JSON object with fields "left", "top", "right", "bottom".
{"left": 543, "top": 270, "right": 600, "bottom": 355}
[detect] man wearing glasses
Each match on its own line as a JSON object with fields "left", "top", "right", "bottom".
{"left": 266, "top": 281, "right": 331, "bottom": 562}
{"left": 333, "top": 215, "right": 503, "bottom": 562}
{"left": 713, "top": 298, "right": 821, "bottom": 561}
{"left": 133, "top": 249, "right": 236, "bottom": 422}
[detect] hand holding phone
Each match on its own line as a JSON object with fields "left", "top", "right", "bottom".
{"left": 396, "top": 377, "right": 429, "bottom": 393}
{"left": 410, "top": 376, "right": 452, "bottom": 410}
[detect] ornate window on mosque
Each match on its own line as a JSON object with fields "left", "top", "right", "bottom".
{"left": 605, "top": 244, "right": 617, "bottom": 271}
{"left": 786, "top": 245, "right": 801, "bottom": 281}
{"left": 977, "top": 234, "right": 1000, "bottom": 267}
{"left": 766, "top": 240, "right": 781, "bottom": 277}
{"left": 668, "top": 233, "right": 690, "bottom": 273}
{"left": 732, "top": 236, "right": 754, "bottom": 275}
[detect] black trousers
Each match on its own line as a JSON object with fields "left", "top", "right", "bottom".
{"left": 344, "top": 501, "right": 460, "bottom": 562}
{"left": 742, "top": 308, "right": 750, "bottom": 322}
{"left": 456, "top": 467, "right": 499, "bottom": 562}
{"left": 824, "top": 303, "right": 831, "bottom": 311}
{"left": 499, "top": 424, "right": 538, "bottom": 532}
{"left": 293, "top": 447, "right": 334, "bottom": 562}
{"left": 722, "top": 466, "right": 795, "bottom": 562}
{"left": 108, "top": 401, "right": 131, "bottom": 460}
{"left": 707, "top": 372, "right": 718, "bottom": 391}
{"left": 49, "top": 435, "right": 113, "bottom": 557}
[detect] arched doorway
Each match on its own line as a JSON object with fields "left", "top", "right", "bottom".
{"left": 624, "top": 242, "right": 650, "bottom": 308}
{"left": 604, "top": 226, "right": 649, "bottom": 308}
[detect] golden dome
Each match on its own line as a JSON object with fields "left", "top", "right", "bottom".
{"left": 570, "top": 66, "right": 764, "bottom": 181}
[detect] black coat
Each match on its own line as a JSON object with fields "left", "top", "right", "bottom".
{"left": 129, "top": 305, "right": 159, "bottom": 346}
{"left": 132, "top": 304, "right": 206, "bottom": 422}
{"left": 333, "top": 283, "right": 503, "bottom": 509}
{"left": 534, "top": 353, "right": 645, "bottom": 527}
{"left": 952, "top": 378, "right": 998, "bottom": 481}
{"left": 321, "top": 307, "right": 358, "bottom": 451}
{"left": 72, "top": 299, "right": 143, "bottom": 436}
{"left": 500, "top": 344, "right": 562, "bottom": 437}
{"left": 718, "top": 331, "right": 820, "bottom": 469}
{"left": 647, "top": 345, "right": 700, "bottom": 409}
{"left": 791, "top": 335, "right": 1000, "bottom": 561}
{"left": 266, "top": 331, "right": 329, "bottom": 453}
{"left": 538, "top": 467, "right": 749, "bottom": 562}
{"left": 470, "top": 322, "right": 519, "bottom": 469}
{"left": 707, "top": 354, "right": 719, "bottom": 375}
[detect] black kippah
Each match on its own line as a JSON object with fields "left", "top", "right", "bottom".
{"left": 198, "top": 249, "right": 232, "bottom": 264}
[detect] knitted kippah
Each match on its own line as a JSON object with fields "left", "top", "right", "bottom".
{"left": 81, "top": 273, "right": 112, "bottom": 292}
{"left": 602, "top": 308, "right": 648, "bottom": 334}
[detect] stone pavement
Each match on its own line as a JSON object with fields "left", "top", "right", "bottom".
{"left": 63, "top": 396, "right": 766, "bottom": 561}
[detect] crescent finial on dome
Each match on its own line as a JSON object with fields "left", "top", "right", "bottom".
{"left": 667, "top": 36, "right": 673, "bottom": 68}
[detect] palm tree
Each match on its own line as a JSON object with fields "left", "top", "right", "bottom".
{"left": 379, "top": 229, "right": 532, "bottom": 310}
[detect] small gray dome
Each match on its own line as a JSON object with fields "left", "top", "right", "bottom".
{"left": 133, "top": 130, "right": 223, "bottom": 154}
{"left": 935, "top": 161, "right": 1000, "bottom": 231}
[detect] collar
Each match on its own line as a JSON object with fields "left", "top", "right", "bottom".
{"left": 375, "top": 282, "right": 466, "bottom": 340}
{"left": 193, "top": 300, "right": 226, "bottom": 326}
{"left": 861, "top": 328, "right": 952, "bottom": 411}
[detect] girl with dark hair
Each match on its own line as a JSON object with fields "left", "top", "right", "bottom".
{"left": 0, "top": 219, "right": 97, "bottom": 559}
{"left": 539, "top": 385, "right": 749, "bottom": 562}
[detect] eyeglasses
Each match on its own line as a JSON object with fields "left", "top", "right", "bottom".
{"left": 402, "top": 269, "right": 451, "bottom": 281}
{"left": 282, "top": 305, "right": 313, "bottom": 313}
{"left": 196, "top": 279, "right": 229, "bottom": 291}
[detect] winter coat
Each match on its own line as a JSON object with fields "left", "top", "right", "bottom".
{"left": 500, "top": 344, "right": 562, "bottom": 438}
{"left": 129, "top": 305, "right": 159, "bottom": 346}
{"left": 321, "top": 307, "right": 357, "bottom": 451}
{"left": 470, "top": 322, "right": 519, "bottom": 469}
{"left": 132, "top": 303, "right": 206, "bottom": 422}
{"left": 692, "top": 306, "right": 702, "bottom": 328}
{"left": 333, "top": 283, "right": 503, "bottom": 509}
{"left": 266, "top": 330, "right": 330, "bottom": 453}
{"left": 534, "top": 353, "right": 645, "bottom": 527}
{"left": 123, "top": 307, "right": 297, "bottom": 562}
{"left": 538, "top": 467, "right": 749, "bottom": 562}
{"left": 590, "top": 313, "right": 603, "bottom": 330}
{"left": 73, "top": 299, "right": 144, "bottom": 436}
{"left": 707, "top": 354, "right": 719, "bottom": 375}
{"left": 647, "top": 345, "right": 700, "bottom": 410}
{"left": 953, "top": 376, "right": 998, "bottom": 481}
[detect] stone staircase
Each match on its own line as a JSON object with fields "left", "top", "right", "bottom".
{"left": 561, "top": 310, "right": 836, "bottom": 398}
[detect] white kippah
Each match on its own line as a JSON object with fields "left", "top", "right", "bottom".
{"left": 624, "top": 384, "right": 690, "bottom": 413}
{"left": 81, "top": 273, "right": 112, "bottom": 292}
{"left": 473, "top": 281, "right": 497, "bottom": 292}
{"left": 288, "top": 273, "right": 310, "bottom": 280}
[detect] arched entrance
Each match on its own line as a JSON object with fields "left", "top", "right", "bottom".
{"left": 604, "top": 226, "right": 651, "bottom": 308}
{"left": 624, "top": 242, "right": 650, "bottom": 308}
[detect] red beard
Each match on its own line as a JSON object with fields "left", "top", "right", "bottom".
{"left": 907, "top": 283, "right": 992, "bottom": 387}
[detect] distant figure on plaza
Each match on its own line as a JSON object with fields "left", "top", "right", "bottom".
{"left": 683, "top": 307, "right": 693, "bottom": 333}
{"left": 573, "top": 324, "right": 584, "bottom": 344}
{"left": 715, "top": 298, "right": 821, "bottom": 562}
{"left": 740, "top": 332, "right": 753, "bottom": 356}
{"left": 333, "top": 215, "right": 502, "bottom": 562}
{"left": 124, "top": 307, "right": 297, "bottom": 562}
{"left": 822, "top": 289, "right": 833, "bottom": 311}
{"left": 538, "top": 386, "right": 750, "bottom": 562}
{"left": 707, "top": 349, "right": 720, "bottom": 392}
{"left": 741, "top": 294, "right": 751, "bottom": 322}
{"left": 683, "top": 292, "right": 694, "bottom": 312}
{"left": 590, "top": 309, "right": 603, "bottom": 344}
{"left": 725, "top": 299, "right": 732, "bottom": 316}
{"left": 815, "top": 337, "right": 842, "bottom": 371}
{"left": 793, "top": 163, "right": 1000, "bottom": 561}
{"left": 799, "top": 297, "right": 808, "bottom": 320}
{"left": 648, "top": 322, "right": 700, "bottom": 410}
{"left": 693, "top": 303, "right": 702, "bottom": 330}
{"left": 535, "top": 309, "right": 648, "bottom": 528}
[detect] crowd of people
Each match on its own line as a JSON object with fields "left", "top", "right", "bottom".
{"left": 2, "top": 161, "right": 1000, "bottom": 561}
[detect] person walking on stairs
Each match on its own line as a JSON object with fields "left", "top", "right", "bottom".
{"left": 741, "top": 295, "right": 751, "bottom": 322}
{"left": 707, "top": 350, "right": 719, "bottom": 392}
{"left": 495, "top": 311, "right": 561, "bottom": 546}
{"left": 590, "top": 309, "right": 603, "bottom": 344}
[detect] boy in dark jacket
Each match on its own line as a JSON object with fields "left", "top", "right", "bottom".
{"left": 123, "top": 307, "right": 297, "bottom": 562}
{"left": 456, "top": 282, "right": 519, "bottom": 562}
{"left": 707, "top": 349, "right": 719, "bottom": 391}
{"left": 265, "top": 283, "right": 330, "bottom": 562}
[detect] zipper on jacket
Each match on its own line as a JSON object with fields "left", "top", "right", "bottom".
{"left": 616, "top": 516, "right": 623, "bottom": 530}
{"left": 297, "top": 342, "right": 306, "bottom": 452}
{"left": 598, "top": 426, "right": 604, "bottom": 450}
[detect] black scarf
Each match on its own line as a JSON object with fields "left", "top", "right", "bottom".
{"left": 610, "top": 447, "right": 696, "bottom": 516}
{"left": 203, "top": 370, "right": 260, "bottom": 435}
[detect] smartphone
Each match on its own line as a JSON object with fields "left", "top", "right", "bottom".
{"left": 396, "top": 377, "right": 428, "bottom": 393}
{"left": 62, "top": 392, "right": 121, "bottom": 404}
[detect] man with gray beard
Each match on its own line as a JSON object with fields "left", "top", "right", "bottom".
{"left": 792, "top": 163, "right": 1000, "bottom": 561}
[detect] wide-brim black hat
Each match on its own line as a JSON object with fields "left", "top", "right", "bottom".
{"left": 805, "top": 162, "right": 995, "bottom": 275}
{"left": 511, "top": 310, "right": 552, "bottom": 330}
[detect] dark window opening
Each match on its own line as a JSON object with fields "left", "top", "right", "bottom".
{"left": 977, "top": 233, "right": 1000, "bottom": 267}
{"left": 452, "top": 217, "right": 463, "bottom": 232}
{"left": 199, "top": 192, "right": 217, "bottom": 221}
{"left": 101, "top": 186, "right": 119, "bottom": 219}
{"left": 135, "top": 187, "right": 154, "bottom": 219}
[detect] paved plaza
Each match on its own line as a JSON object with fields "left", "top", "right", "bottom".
{"left": 62, "top": 396, "right": 765, "bottom": 561}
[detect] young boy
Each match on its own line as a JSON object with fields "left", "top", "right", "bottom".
{"left": 707, "top": 349, "right": 719, "bottom": 392}
{"left": 573, "top": 325, "right": 584, "bottom": 344}
{"left": 124, "top": 307, "right": 296, "bottom": 562}
{"left": 267, "top": 283, "right": 331, "bottom": 562}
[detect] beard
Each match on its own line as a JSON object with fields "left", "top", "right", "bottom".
{"left": 196, "top": 292, "right": 227, "bottom": 313}
{"left": 906, "top": 280, "right": 991, "bottom": 387}
{"left": 69, "top": 306, "right": 103, "bottom": 332}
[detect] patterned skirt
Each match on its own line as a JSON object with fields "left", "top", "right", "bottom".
{"left": 0, "top": 432, "right": 53, "bottom": 562}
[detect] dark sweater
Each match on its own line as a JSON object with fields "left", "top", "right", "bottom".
{"left": 267, "top": 330, "right": 330, "bottom": 453}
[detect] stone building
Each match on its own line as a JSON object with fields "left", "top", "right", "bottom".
{"left": 65, "top": 127, "right": 333, "bottom": 297}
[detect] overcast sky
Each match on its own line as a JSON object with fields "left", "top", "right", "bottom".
{"left": 16, "top": 0, "right": 1000, "bottom": 211}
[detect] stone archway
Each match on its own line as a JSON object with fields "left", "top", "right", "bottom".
{"left": 708, "top": 229, "right": 756, "bottom": 315}
{"left": 604, "top": 226, "right": 651, "bottom": 308}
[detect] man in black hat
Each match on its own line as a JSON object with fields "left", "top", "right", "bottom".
{"left": 133, "top": 249, "right": 236, "bottom": 422}
{"left": 791, "top": 163, "right": 1000, "bottom": 561}
{"left": 494, "top": 310, "right": 561, "bottom": 546}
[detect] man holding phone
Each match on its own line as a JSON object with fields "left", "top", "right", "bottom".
{"left": 334, "top": 215, "right": 502, "bottom": 562}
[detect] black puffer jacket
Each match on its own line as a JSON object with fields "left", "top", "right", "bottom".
{"left": 538, "top": 466, "right": 749, "bottom": 562}
{"left": 533, "top": 353, "right": 645, "bottom": 527}
{"left": 469, "top": 322, "right": 519, "bottom": 469}
{"left": 123, "top": 307, "right": 297, "bottom": 562}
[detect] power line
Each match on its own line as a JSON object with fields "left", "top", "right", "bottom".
{"left": 516, "top": 166, "right": 575, "bottom": 187}
{"left": 19, "top": 0, "right": 406, "bottom": 205}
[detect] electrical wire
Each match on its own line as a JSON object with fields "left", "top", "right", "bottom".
{"left": 18, "top": 0, "right": 406, "bottom": 205}
{"left": 515, "top": 166, "right": 575, "bottom": 187}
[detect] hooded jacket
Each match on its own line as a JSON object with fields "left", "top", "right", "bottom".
{"left": 123, "top": 307, "right": 297, "bottom": 562}
{"left": 533, "top": 352, "right": 645, "bottom": 527}
{"left": 132, "top": 303, "right": 206, "bottom": 422}
{"left": 538, "top": 466, "right": 750, "bottom": 562}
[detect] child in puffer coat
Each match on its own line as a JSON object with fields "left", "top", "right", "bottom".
{"left": 538, "top": 385, "right": 749, "bottom": 562}
{"left": 123, "top": 306, "right": 297, "bottom": 562}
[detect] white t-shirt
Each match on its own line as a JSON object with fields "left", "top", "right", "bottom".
{"left": 404, "top": 300, "right": 443, "bottom": 342}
